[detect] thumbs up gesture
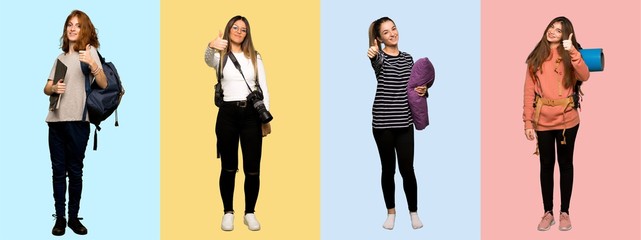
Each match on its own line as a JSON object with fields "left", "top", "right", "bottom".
{"left": 78, "top": 44, "right": 95, "bottom": 65}
{"left": 562, "top": 33, "right": 574, "bottom": 51}
{"left": 367, "top": 39, "right": 380, "bottom": 58}
{"left": 209, "top": 30, "right": 228, "bottom": 51}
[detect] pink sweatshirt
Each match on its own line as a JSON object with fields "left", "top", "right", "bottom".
{"left": 523, "top": 47, "right": 590, "bottom": 130}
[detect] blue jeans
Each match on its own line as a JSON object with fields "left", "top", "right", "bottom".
{"left": 48, "top": 121, "right": 90, "bottom": 218}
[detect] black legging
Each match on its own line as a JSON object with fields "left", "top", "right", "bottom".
{"left": 536, "top": 124, "right": 579, "bottom": 214}
{"left": 216, "top": 103, "right": 262, "bottom": 214}
{"left": 373, "top": 126, "right": 418, "bottom": 212}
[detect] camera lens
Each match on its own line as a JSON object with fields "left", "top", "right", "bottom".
{"left": 247, "top": 91, "right": 273, "bottom": 123}
{"left": 253, "top": 99, "right": 273, "bottom": 123}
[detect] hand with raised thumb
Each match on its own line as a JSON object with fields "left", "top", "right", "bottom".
{"left": 367, "top": 39, "right": 380, "bottom": 58}
{"left": 209, "top": 30, "right": 228, "bottom": 51}
{"left": 79, "top": 44, "right": 95, "bottom": 66}
{"left": 562, "top": 33, "right": 574, "bottom": 51}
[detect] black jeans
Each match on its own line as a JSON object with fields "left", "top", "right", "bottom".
{"left": 48, "top": 121, "right": 90, "bottom": 218}
{"left": 216, "top": 103, "right": 262, "bottom": 214}
{"left": 536, "top": 124, "right": 579, "bottom": 214}
{"left": 373, "top": 126, "right": 418, "bottom": 212}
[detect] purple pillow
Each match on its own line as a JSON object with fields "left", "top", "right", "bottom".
{"left": 407, "top": 57, "right": 435, "bottom": 130}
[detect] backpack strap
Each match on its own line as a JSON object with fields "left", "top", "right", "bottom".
{"left": 81, "top": 62, "right": 92, "bottom": 122}
{"left": 80, "top": 50, "right": 106, "bottom": 151}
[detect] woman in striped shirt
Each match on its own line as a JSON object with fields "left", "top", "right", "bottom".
{"left": 367, "top": 16, "right": 426, "bottom": 230}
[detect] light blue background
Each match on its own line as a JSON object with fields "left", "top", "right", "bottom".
{"left": 0, "top": 1, "right": 159, "bottom": 239}
{"left": 320, "top": 0, "right": 480, "bottom": 239}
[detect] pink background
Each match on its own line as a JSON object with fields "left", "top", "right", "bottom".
{"left": 481, "top": 0, "right": 640, "bottom": 239}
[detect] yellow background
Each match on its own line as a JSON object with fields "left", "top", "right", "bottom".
{"left": 160, "top": 0, "right": 320, "bottom": 239}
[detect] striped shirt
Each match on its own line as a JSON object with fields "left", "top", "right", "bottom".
{"left": 370, "top": 51, "right": 414, "bottom": 129}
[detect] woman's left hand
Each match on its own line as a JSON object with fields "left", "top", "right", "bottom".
{"left": 262, "top": 123, "right": 271, "bottom": 137}
{"left": 414, "top": 85, "right": 427, "bottom": 97}
{"left": 79, "top": 44, "right": 96, "bottom": 66}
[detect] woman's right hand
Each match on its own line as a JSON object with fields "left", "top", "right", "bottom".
{"left": 367, "top": 39, "right": 379, "bottom": 58}
{"left": 209, "top": 30, "right": 228, "bottom": 51}
{"left": 53, "top": 80, "right": 66, "bottom": 94}
{"left": 524, "top": 128, "right": 536, "bottom": 141}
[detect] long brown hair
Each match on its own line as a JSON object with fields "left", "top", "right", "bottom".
{"left": 60, "top": 10, "right": 100, "bottom": 53}
{"left": 526, "top": 16, "right": 580, "bottom": 89}
{"left": 368, "top": 17, "right": 394, "bottom": 50}
{"left": 221, "top": 15, "right": 258, "bottom": 77}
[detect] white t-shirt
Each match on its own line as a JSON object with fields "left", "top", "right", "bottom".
{"left": 205, "top": 47, "right": 270, "bottom": 110}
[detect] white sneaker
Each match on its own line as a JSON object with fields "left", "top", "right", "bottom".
{"left": 221, "top": 213, "right": 234, "bottom": 231}
{"left": 382, "top": 214, "right": 395, "bottom": 230}
{"left": 244, "top": 213, "right": 261, "bottom": 231}
{"left": 410, "top": 212, "right": 423, "bottom": 229}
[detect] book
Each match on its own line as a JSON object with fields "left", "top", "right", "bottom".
{"left": 49, "top": 59, "right": 67, "bottom": 111}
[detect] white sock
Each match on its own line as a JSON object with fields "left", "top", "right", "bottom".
{"left": 410, "top": 212, "right": 423, "bottom": 229}
{"left": 382, "top": 214, "right": 395, "bottom": 230}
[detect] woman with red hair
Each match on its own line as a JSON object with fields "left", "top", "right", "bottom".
{"left": 43, "top": 9, "right": 107, "bottom": 236}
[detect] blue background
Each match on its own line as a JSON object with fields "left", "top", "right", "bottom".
{"left": 320, "top": 0, "right": 480, "bottom": 239}
{"left": 0, "top": 1, "right": 159, "bottom": 239}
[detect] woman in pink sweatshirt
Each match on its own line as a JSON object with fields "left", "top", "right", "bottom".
{"left": 522, "top": 16, "right": 589, "bottom": 232}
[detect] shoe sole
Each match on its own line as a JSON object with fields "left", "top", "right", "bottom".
{"left": 244, "top": 219, "right": 261, "bottom": 231}
{"left": 559, "top": 225, "right": 572, "bottom": 231}
{"left": 537, "top": 220, "right": 555, "bottom": 231}
{"left": 70, "top": 229, "right": 87, "bottom": 235}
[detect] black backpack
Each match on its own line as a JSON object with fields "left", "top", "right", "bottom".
{"left": 82, "top": 51, "right": 125, "bottom": 150}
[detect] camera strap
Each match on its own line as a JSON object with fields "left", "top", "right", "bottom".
{"left": 227, "top": 52, "right": 261, "bottom": 93}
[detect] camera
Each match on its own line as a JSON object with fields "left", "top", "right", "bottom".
{"left": 247, "top": 90, "right": 273, "bottom": 123}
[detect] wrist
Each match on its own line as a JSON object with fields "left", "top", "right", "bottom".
{"left": 51, "top": 85, "right": 56, "bottom": 94}
{"left": 91, "top": 66, "right": 101, "bottom": 75}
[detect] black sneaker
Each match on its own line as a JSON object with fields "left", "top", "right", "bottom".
{"left": 51, "top": 216, "right": 66, "bottom": 236}
{"left": 68, "top": 217, "right": 88, "bottom": 235}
